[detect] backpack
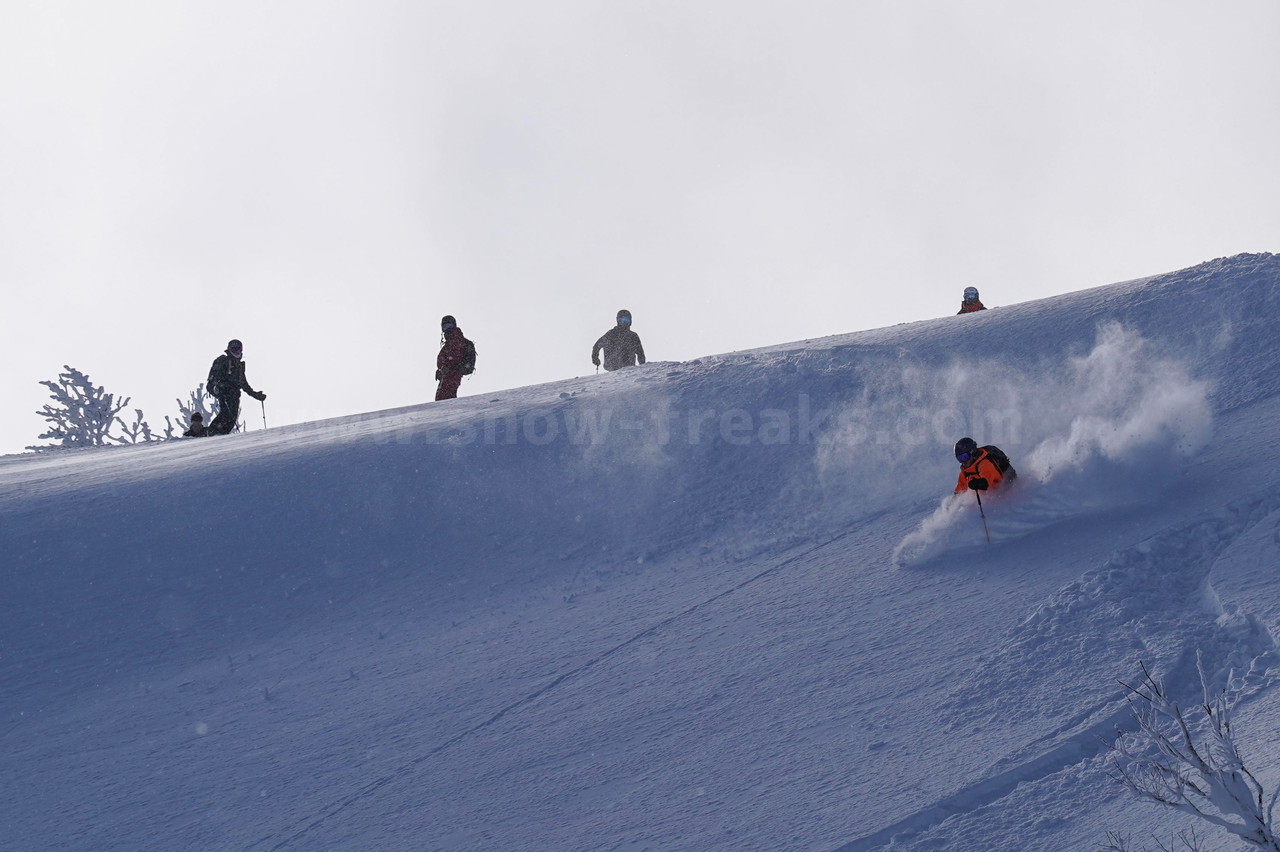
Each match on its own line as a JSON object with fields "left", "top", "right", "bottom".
{"left": 460, "top": 338, "right": 477, "bottom": 375}
{"left": 981, "top": 445, "right": 1017, "bottom": 481}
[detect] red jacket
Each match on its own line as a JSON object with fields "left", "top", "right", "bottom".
{"left": 437, "top": 327, "right": 468, "bottom": 373}
{"left": 957, "top": 300, "right": 986, "bottom": 314}
{"left": 955, "top": 449, "right": 1008, "bottom": 493}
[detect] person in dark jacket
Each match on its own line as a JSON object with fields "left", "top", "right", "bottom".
{"left": 957, "top": 286, "right": 987, "bottom": 314}
{"left": 953, "top": 437, "right": 1016, "bottom": 493}
{"left": 206, "top": 339, "right": 266, "bottom": 435}
{"left": 183, "top": 412, "right": 208, "bottom": 438}
{"left": 436, "top": 315, "right": 474, "bottom": 401}
{"left": 591, "top": 309, "right": 646, "bottom": 371}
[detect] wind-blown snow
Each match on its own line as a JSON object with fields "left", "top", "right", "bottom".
{"left": 893, "top": 320, "right": 1214, "bottom": 566}
{"left": 2, "top": 253, "right": 1280, "bottom": 851}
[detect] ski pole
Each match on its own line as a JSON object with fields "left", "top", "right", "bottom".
{"left": 260, "top": 399, "right": 268, "bottom": 430}
{"left": 974, "top": 490, "right": 991, "bottom": 543}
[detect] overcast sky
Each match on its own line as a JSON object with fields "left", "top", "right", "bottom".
{"left": 2, "top": 1, "right": 1277, "bottom": 454}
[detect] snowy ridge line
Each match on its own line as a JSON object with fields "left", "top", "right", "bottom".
{"left": 832, "top": 490, "right": 1280, "bottom": 851}
{"left": 254, "top": 522, "right": 876, "bottom": 850}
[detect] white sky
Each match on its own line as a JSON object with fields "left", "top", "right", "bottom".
{"left": 2, "top": 0, "right": 1277, "bottom": 454}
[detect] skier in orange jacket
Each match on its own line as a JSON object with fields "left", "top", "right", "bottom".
{"left": 954, "top": 437, "right": 1017, "bottom": 493}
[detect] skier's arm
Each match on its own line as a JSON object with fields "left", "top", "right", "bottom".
{"left": 241, "top": 375, "right": 265, "bottom": 399}
{"left": 591, "top": 335, "right": 606, "bottom": 366}
{"left": 232, "top": 363, "right": 256, "bottom": 393}
{"left": 635, "top": 335, "right": 646, "bottom": 366}
{"left": 232, "top": 360, "right": 265, "bottom": 399}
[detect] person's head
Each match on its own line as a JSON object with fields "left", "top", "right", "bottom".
{"left": 616, "top": 309, "right": 632, "bottom": 326}
{"left": 441, "top": 315, "right": 457, "bottom": 332}
{"left": 227, "top": 339, "right": 243, "bottom": 359}
{"left": 191, "top": 412, "right": 203, "bottom": 423}
{"left": 954, "top": 437, "right": 979, "bottom": 465}
{"left": 963, "top": 287, "right": 979, "bottom": 303}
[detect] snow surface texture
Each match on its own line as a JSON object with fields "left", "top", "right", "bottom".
{"left": 2, "top": 253, "right": 1280, "bottom": 851}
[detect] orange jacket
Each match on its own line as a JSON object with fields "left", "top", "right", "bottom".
{"left": 955, "top": 449, "right": 1007, "bottom": 493}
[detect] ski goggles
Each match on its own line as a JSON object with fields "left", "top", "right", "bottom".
{"left": 617, "top": 316, "right": 631, "bottom": 324}
{"left": 956, "top": 451, "right": 973, "bottom": 463}
{"left": 441, "top": 322, "right": 455, "bottom": 330}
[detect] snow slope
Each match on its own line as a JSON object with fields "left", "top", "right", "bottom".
{"left": 3, "top": 253, "right": 1280, "bottom": 851}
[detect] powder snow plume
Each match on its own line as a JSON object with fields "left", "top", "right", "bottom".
{"left": 893, "top": 322, "right": 1212, "bottom": 566}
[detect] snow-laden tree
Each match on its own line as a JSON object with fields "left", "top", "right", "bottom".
{"left": 113, "top": 409, "right": 157, "bottom": 444}
{"left": 30, "top": 369, "right": 229, "bottom": 449}
{"left": 1109, "top": 657, "right": 1280, "bottom": 850}
{"left": 30, "top": 366, "right": 130, "bottom": 449}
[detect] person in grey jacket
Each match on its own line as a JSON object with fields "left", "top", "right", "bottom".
{"left": 591, "top": 309, "right": 646, "bottom": 371}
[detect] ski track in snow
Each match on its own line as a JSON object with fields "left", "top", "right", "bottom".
{"left": 832, "top": 490, "right": 1280, "bottom": 851}
{"left": 254, "top": 517, "right": 893, "bottom": 850}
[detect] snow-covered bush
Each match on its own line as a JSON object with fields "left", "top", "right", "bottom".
{"left": 1109, "top": 658, "right": 1280, "bottom": 850}
{"left": 30, "top": 369, "right": 225, "bottom": 448}
{"left": 114, "top": 409, "right": 157, "bottom": 444}
{"left": 30, "top": 366, "right": 130, "bottom": 449}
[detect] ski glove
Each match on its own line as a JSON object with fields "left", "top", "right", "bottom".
{"left": 435, "top": 369, "right": 443, "bottom": 381}
{"left": 249, "top": 390, "right": 267, "bottom": 401}
{"left": 967, "top": 477, "right": 989, "bottom": 491}
{"left": 592, "top": 356, "right": 600, "bottom": 367}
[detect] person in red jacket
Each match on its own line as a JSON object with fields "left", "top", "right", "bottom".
{"left": 957, "top": 286, "right": 986, "bottom": 314}
{"left": 953, "top": 437, "right": 1016, "bottom": 493}
{"left": 435, "top": 315, "right": 475, "bottom": 401}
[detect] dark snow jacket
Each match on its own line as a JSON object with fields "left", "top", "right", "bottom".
{"left": 207, "top": 351, "right": 259, "bottom": 399}
{"left": 437, "top": 326, "right": 470, "bottom": 375}
{"left": 592, "top": 326, "right": 646, "bottom": 371}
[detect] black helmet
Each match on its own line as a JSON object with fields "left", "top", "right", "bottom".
{"left": 954, "top": 437, "right": 979, "bottom": 461}
{"left": 227, "top": 338, "right": 243, "bottom": 351}
{"left": 963, "top": 287, "right": 979, "bottom": 301}
{"left": 616, "top": 309, "right": 632, "bottom": 323}
{"left": 190, "top": 412, "right": 204, "bottom": 422}
{"left": 441, "top": 315, "right": 456, "bottom": 326}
